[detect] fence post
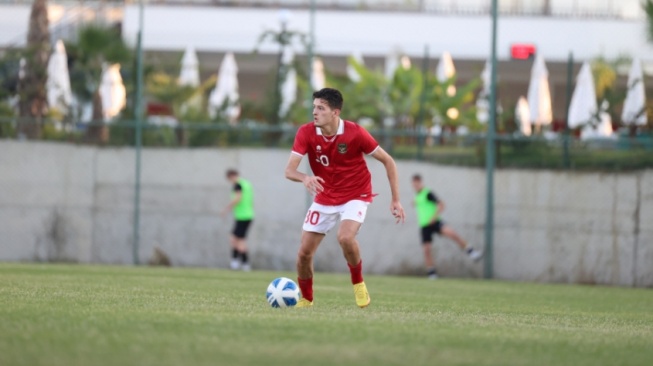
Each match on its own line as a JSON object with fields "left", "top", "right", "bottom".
{"left": 132, "top": 0, "right": 144, "bottom": 265}
{"left": 563, "top": 51, "right": 573, "bottom": 169}
{"left": 484, "top": 0, "right": 499, "bottom": 279}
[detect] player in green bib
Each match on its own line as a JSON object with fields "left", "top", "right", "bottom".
{"left": 222, "top": 169, "right": 254, "bottom": 271}
{"left": 412, "top": 174, "right": 482, "bottom": 279}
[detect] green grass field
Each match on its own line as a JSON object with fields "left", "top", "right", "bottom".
{"left": 1, "top": 263, "right": 652, "bottom": 366}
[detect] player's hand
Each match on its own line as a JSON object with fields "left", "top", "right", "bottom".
{"left": 390, "top": 200, "right": 405, "bottom": 224}
{"left": 303, "top": 176, "right": 325, "bottom": 195}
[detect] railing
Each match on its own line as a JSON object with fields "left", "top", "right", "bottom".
{"left": 2, "top": 117, "right": 652, "bottom": 171}
{"left": 0, "top": 0, "right": 644, "bottom": 19}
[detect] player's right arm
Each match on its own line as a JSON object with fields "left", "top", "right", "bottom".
{"left": 427, "top": 191, "right": 442, "bottom": 224}
{"left": 284, "top": 153, "right": 324, "bottom": 195}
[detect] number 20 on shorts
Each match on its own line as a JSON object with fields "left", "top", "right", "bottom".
{"left": 305, "top": 210, "right": 320, "bottom": 225}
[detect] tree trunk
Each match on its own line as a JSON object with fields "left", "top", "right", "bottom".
{"left": 86, "top": 89, "right": 109, "bottom": 144}
{"left": 17, "top": 0, "right": 50, "bottom": 139}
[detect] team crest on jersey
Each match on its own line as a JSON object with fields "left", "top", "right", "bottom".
{"left": 337, "top": 143, "right": 347, "bottom": 154}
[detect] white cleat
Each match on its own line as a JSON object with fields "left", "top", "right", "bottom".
{"left": 241, "top": 264, "right": 251, "bottom": 272}
{"left": 230, "top": 259, "right": 241, "bottom": 270}
{"left": 467, "top": 248, "right": 484, "bottom": 262}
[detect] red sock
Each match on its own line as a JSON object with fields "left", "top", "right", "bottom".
{"left": 348, "top": 260, "right": 364, "bottom": 285}
{"left": 298, "top": 277, "right": 313, "bottom": 302}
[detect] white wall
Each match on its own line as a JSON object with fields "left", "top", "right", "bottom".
{"left": 119, "top": 5, "right": 653, "bottom": 62}
{"left": 0, "top": 140, "right": 651, "bottom": 287}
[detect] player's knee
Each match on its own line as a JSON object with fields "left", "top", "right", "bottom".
{"left": 297, "top": 249, "right": 313, "bottom": 264}
{"left": 337, "top": 232, "right": 356, "bottom": 246}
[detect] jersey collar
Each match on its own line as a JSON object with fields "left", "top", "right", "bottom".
{"left": 316, "top": 118, "right": 344, "bottom": 136}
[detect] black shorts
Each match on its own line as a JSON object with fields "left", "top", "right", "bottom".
{"left": 232, "top": 220, "right": 252, "bottom": 239}
{"left": 420, "top": 220, "right": 444, "bottom": 244}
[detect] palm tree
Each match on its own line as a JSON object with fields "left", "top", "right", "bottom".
{"left": 17, "top": 0, "right": 50, "bottom": 139}
{"left": 255, "top": 25, "right": 307, "bottom": 127}
{"left": 67, "top": 25, "right": 132, "bottom": 144}
{"left": 645, "top": 1, "right": 653, "bottom": 42}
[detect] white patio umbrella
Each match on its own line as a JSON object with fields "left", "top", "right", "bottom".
{"left": 279, "top": 47, "right": 297, "bottom": 118}
{"left": 179, "top": 45, "right": 200, "bottom": 87}
{"left": 208, "top": 52, "right": 240, "bottom": 122}
{"left": 346, "top": 51, "right": 365, "bottom": 83}
{"left": 568, "top": 62, "right": 597, "bottom": 129}
{"left": 311, "top": 57, "right": 325, "bottom": 91}
{"left": 597, "top": 104, "right": 615, "bottom": 137}
{"left": 582, "top": 100, "right": 614, "bottom": 140}
{"left": 515, "top": 96, "right": 532, "bottom": 136}
{"left": 179, "top": 46, "right": 201, "bottom": 114}
{"left": 527, "top": 54, "right": 552, "bottom": 128}
{"left": 385, "top": 49, "right": 398, "bottom": 80}
{"left": 46, "top": 39, "right": 73, "bottom": 114}
{"left": 621, "top": 58, "right": 647, "bottom": 126}
{"left": 436, "top": 51, "right": 456, "bottom": 96}
{"left": 476, "top": 60, "right": 491, "bottom": 123}
{"left": 99, "top": 63, "right": 126, "bottom": 121}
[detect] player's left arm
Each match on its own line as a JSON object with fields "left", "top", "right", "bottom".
{"left": 221, "top": 191, "right": 242, "bottom": 217}
{"left": 370, "top": 147, "right": 405, "bottom": 224}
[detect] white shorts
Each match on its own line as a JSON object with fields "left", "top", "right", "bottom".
{"left": 302, "top": 200, "right": 370, "bottom": 234}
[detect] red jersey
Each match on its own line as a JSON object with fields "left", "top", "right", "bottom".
{"left": 291, "top": 119, "right": 379, "bottom": 206}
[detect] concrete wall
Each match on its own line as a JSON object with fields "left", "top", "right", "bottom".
{"left": 0, "top": 140, "right": 651, "bottom": 287}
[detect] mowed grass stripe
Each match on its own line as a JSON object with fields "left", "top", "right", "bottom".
{"left": 0, "top": 263, "right": 651, "bottom": 366}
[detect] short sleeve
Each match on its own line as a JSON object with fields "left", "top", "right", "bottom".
{"left": 358, "top": 125, "right": 379, "bottom": 155}
{"left": 427, "top": 191, "right": 438, "bottom": 203}
{"left": 291, "top": 125, "right": 309, "bottom": 156}
{"left": 233, "top": 183, "right": 242, "bottom": 192}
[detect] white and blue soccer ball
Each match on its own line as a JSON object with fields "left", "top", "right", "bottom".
{"left": 266, "top": 277, "right": 299, "bottom": 308}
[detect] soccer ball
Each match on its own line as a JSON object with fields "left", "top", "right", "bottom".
{"left": 266, "top": 277, "right": 299, "bottom": 308}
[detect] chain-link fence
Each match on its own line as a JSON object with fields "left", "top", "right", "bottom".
{"left": 2, "top": 116, "right": 652, "bottom": 171}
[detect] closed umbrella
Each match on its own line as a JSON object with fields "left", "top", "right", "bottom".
{"left": 278, "top": 47, "right": 297, "bottom": 118}
{"left": 179, "top": 46, "right": 201, "bottom": 114}
{"left": 311, "top": 57, "right": 325, "bottom": 91}
{"left": 527, "top": 54, "right": 552, "bottom": 129}
{"left": 179, "top": 45, "right": 200, "bottom": 87}
{"left": 582, "top": 100, "right": 614, "bottom": 140}
{"left": 99, "top": 63, "right": 126, "bottom": 121}
{"left": 621, "top": 58, "right": 647, "bottom": 126}
{"left": 46, "top": 39, "right": 72, "bottom": 114}
{"left": 436, "top": 51, "right": 456, "bottom": 96}
{"left": 209, "top": 52, "right": 240, "bottom": 122}
{"left": 347, "top": 51, "right": 364, "bottom": 83}
{"left": 568, "top": 62, "right": 597, "bottom": 129}
{"left": 476, "top": 60, "right": 491, "bottom": 123}
{"left": 385, "top": 49, "right": 399, "bottom": 80}
{"left": 516, "top": 96, "right": 532, "bottom": 136}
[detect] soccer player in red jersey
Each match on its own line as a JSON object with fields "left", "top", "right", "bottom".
{"left": 284, "top": 88, "right": 406, "bottom": 308}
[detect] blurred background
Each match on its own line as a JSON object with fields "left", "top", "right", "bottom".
{"left": 1, "top": 0, "right": 652, "bottom": 164}
{"left": 0, "top": 1, "right": 651, "bottom": 287}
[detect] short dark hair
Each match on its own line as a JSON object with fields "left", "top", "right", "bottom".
{"left": 226, "top": 169, "right": 239, "bottom": 178}
{"left": 412, "top": 174, "right": 422, "bottom": 182}
{"left": 313, "top": 88, "right": 343, "bottom": 110}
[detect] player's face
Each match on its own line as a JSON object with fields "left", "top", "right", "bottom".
{"left": 411, "top": 179, "right": 422, "bottom": 192}
{"left": 312, "top": 98, "right": 339, "bottom": 127}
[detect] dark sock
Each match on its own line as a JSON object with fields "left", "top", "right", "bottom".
{"left": 298, "top": 277, "right": 313, "bottom": 302}
{"left": 427, "top": 267, "right": 437, "bottom": 276}
{"left": 466, "top": 247, "right": 473, "bottom": 254}
{"left": 232, "top": 248, "right": 239, "bottom": 259}
{"left": 348, "top": 260, "right": 364, "bottom": 285}
{"left": 240, "top": 251, "right": 248, "bottom": 264}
